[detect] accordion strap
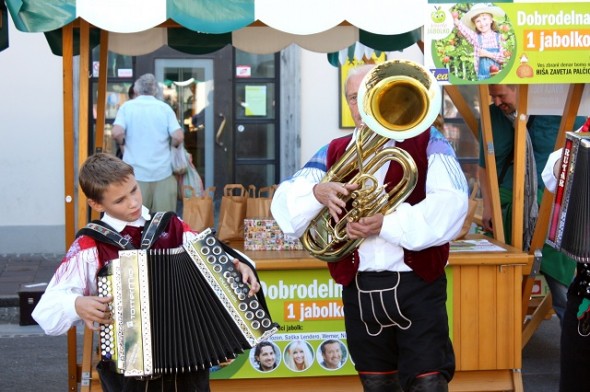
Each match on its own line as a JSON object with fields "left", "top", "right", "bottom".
{"left": 140, "top": 212, "right": 173, "bottom": 249}
{"left": 77, "top": 211, "right": 174, "bottom": 250}
{"left": 77, "top": 222, "right": 134, "bottom": 250}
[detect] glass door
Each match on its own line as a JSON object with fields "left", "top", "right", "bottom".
{"left": 155, "top": 59, "right": 215, "bottom": 188}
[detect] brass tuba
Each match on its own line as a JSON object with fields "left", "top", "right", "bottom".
{"left": 300, "top": 60, "right": 442, "bottom": 262}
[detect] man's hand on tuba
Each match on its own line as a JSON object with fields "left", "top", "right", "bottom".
{"left": 347, "top": 214, "right": 384, "bottom": 239}
{"left": 312, "top": 182, "right": 358, "bottom": 222}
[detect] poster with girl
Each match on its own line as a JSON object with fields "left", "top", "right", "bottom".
{"left": 426, "top": 1, "right": 590, "bottom": 85}
{"left": 425, "top": 2, "right": 516, "bottom": 83}
{"left": 453, "top": 3, "right": 508, "bottom": 80}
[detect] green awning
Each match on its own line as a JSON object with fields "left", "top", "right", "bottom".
{"left": 327, "top": 28, "right": 422, "bottom": 67}
{"left": 4, "top": 0, "right": 425, "bottom": 56}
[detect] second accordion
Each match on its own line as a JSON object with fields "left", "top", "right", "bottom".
{"left": 97, "top": 228, "right": 279, "bottom": 377}
{"left": 547, "top": 131, "right": 590, "bottom": 262}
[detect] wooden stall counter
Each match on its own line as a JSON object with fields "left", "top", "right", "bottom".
{"left": 212, "top": 235, "right": 530, "bottom": 392}
{"left": 446, "top": 236, "right": 531, "bottom": 392}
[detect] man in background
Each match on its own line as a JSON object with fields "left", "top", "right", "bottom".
{"left": 478, "top": 84, "right": 587, "bottom": 325}
{"left": 112, "top": 73, "right": 183, "bottom": 213}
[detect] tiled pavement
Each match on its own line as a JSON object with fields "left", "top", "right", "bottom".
{"left": 0, "top": 253, "right": 61, "bottom": 306}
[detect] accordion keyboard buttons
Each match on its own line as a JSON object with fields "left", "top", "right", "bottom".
{"left": 97, "top": 276, "right": 115, "bottom": 359}
{"left": 196, "top": 236, "right": 275, "bottom": 333}
{"left": 261, "top": 319, "right": 272, "bottom": 328}
{"left": 100, "top": 325, "right": 115, "bottom": 358}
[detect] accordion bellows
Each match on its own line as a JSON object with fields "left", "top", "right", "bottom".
{"left": 97, "top": 229, "right": 279, "bottom": 377}
{"left": 547, "top": 132, "right": 590, "bottom": 262}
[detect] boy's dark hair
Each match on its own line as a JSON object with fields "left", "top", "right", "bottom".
{"left": 79, "top": 153, "right": 134, "bottom": 202}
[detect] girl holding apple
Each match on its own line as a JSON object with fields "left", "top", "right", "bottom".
{"left": 453, "top": 3, "right": 506, "bottom": 80}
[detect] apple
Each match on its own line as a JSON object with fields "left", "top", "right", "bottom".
{"left": 489, "top": 65, "right": 500, "bottom": 73}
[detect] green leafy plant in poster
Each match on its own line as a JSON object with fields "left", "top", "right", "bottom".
{"left": 431, "top": 3, "right": 517, "bottom": 83}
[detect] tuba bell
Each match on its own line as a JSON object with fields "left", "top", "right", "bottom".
{"left": 300, "top": 60, "right": 442, "bottom": 262}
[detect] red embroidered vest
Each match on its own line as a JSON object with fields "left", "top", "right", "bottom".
{"left": 325, "top": 130, "right": 450, "bottom": 286}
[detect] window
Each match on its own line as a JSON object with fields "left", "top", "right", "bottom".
{"left": 89, "top": 47, "right": 135, "bottom": 154}
{"left": 441, "top": 86, "right": 481, "bottom": 194}
{"left": 233, "top": 50, "right": 280, "bottom": 188}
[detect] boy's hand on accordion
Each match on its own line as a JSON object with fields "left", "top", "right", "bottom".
{"left": 233, "top": 258, "right": 261, "bottom": 297}
{"left": 75, "top": 295, "right": 113, "bottom": 330}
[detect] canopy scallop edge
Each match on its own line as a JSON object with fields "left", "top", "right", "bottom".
{"left": 4, "top": 0, "right": 426, "bottom": 57}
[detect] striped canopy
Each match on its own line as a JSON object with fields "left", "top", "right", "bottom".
{"left": 4, "top": 0, "right": 425, "bottom": 56}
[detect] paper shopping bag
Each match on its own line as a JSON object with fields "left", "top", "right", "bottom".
{"left": 246, "top": 185, "right": 276, "bottom": 219}
{"left": 182, "top": 186, "right": 215, "bottom": 233}
{"left": 217, "top": 184, "right": 248, "bottom": 242}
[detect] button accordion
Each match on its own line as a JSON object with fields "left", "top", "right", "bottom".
{"left": 547, "top": 132, "right": 590, "bottom": 262}
{"left": 97, "top": 228, "right": 279, "bottom": 377}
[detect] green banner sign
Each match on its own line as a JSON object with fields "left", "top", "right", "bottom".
{"left": 424, "top": 2, "right": 590, "bottom": 84}
{"left": 211, "top": 266, "right": 454, "bottom": 380}
{"left": 210, "top": 268, "right": 356, "bottom": 379}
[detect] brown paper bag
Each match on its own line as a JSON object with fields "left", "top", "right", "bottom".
{"left": 217, "top": 184, "right": 248, "bottom": 242}
{"left": 246, "top": 185, "right": 276, "bottom": 219}
{"left": 182, "top": 186, "right": 215, "bottom": 233}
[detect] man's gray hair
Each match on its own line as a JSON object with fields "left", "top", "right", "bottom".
{"left": 134, "top": 73, "right": 160, "bottom": 97}
{"left": 344, "top": 64, "right": 374, "bottom": 97}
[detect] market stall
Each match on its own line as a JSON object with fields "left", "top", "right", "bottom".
{"left": 79, "top": 235, "right": 528, "bottom": 392}
{"left": 225, "top": 236, "right": 530, "bottom": 392}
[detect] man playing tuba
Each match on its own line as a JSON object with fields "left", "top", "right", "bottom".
{"left": 271, "top": 61, "right": 468, "bottom": 392}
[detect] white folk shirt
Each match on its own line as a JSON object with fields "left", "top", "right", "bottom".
{"left": 271, "top": 127, "right": 469, "bottom": 273}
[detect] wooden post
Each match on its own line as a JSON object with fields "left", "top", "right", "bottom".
{"left": 61, "top": 22, "right": 80, "bottom": 392}
{"left": 478, "top": 85, "right": 505, "bottom": 243}
{"left": 94, "top": 29, "right": 109, "bottom": 153}
{"left": 74, "top": 20, "right": 97, "bottom": 391}
{"left": 511, "top": 85, "right": 529, "bottom": 251}
{"left": 90, "top": 28, "right": 109, "bottom": 222}
{"left": 77, "top": 19, "right": 90, "bottom": 228}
